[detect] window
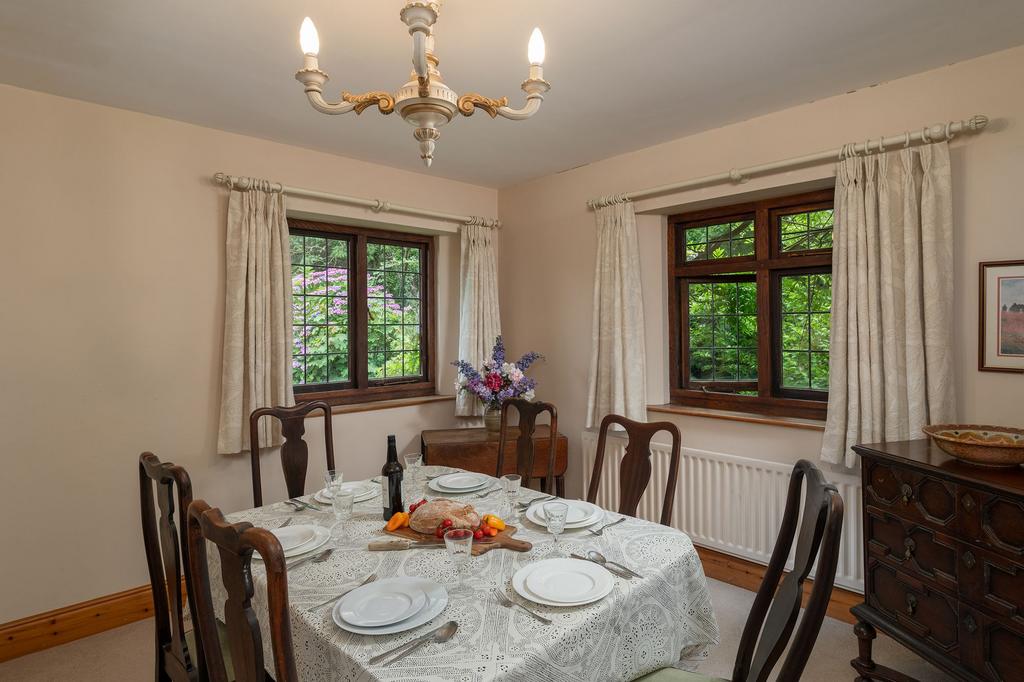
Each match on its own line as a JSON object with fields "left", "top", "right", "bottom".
{"left": 289, "top": 218, "right": 435, "bottom": 405}
{"left": 668, "top": 190, "right": 834, "bottom": 419}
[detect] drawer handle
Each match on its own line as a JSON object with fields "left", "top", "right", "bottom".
{"left": 962, "top": 493, "right": 975, "bottom": 511}
{"left": 900, "top": 484, "right": 914, "bottom": 505}
{"left": 963, "top": 551, "right": 976, "bottom": 569}
{"left": 905, "top": 593, "right": 918, "bottom": 616}
{"left": 964, "top": 614, "right": 978, "bottom": 634}
{"left": 903, "top": 537, "right": 916, "bottom": 561}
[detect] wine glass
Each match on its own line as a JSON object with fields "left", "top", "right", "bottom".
{"left": 443, "top": 528, "right": 474, "bottom": 593}
{"left": 543, "top": 501, "right": 568, "bottom": 556}
{"left": 501, "top": 474, "right": 521, "bottom": 520}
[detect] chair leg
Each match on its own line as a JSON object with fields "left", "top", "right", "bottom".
{"left": 851, "top": 619, "right": 918, "bottom": 682}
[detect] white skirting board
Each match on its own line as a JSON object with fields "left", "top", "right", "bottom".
{"left": 581, "top": 430, "right": 864, "bottom": 593}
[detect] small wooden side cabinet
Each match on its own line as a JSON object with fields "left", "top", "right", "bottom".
{"left": 852, "top": 439, "right": 1024, "bottom": 682}
{"left": 421, "top": 426, "right": 568, "bottom": 496}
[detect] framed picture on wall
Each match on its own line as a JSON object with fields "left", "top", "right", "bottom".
{"left": 979, "top": 260, "right": 1024, "bottom": 373}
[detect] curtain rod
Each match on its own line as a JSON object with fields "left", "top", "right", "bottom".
{"left": 213, "top": 173, "right": 501, "bottom": 228}
{"left": 587, "top": 114, "right": 990, "bottom": 209}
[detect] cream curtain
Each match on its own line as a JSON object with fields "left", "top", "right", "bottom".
{"left": 216, "top": 179, "right": 295, "bottom": 454}
{"left": 821, "top": 142, "right": 956, "bottom": 467}
{"left": 586, "top": 200, "right": 647, "bottom": 427}
{"left": 456, "top": 223, "right": 501, "bottom": 416}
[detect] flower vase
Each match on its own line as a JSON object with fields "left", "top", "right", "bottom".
{"left": 484, "top": 407, "right": 501, "bottom": 433}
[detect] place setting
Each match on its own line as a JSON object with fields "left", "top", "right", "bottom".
{"left": 427, "top": 471, "right": 499, "bottom": 497}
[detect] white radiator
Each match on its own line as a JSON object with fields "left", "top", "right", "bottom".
{"left": 581, "top": 431, "right": 863, "bottom": 592}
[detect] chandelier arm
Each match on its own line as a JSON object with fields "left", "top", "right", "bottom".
{"left": 303, "top": 89, "right": 358, "bottom": 115}
{"left": 495, "top": 95, "right": 543, "bottom": 121}
{"left": 457, "top": 93, "right": 510, "bottom": 118}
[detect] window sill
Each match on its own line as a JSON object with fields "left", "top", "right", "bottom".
{"left": 647, "top": 403, "right": 825, "bottom": 432}
{"left": 302, "top": 394, "right": 455, "bottom": 416}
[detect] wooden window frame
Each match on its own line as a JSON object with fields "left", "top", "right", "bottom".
{"left": 667, "top": 190, "right": 834, "bottom": 420}
{"left": 289, "top": 218, "right": 437, "bottom": 406}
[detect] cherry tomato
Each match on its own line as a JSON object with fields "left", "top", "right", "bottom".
{"left": 474, "top": 529, "right": 484, "bottom": 540}
{"left": 442, "top": 519, "right": 453, "bottom": 528}
{"left": 486, "top": 526, "right": 498, "bottom": 537}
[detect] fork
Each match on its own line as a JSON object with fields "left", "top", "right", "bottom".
{"left": 309, "top": 574, "right": 377, "bottom": 611}
{"left": 288, "top": 548, "right": 333, "bottom": 571}
{"left": 587, "top": 516, "right": 627, "bottom": 536}
{"left": 474, "top": 485, "right": 501, "bottom": 498}
{"left": 518, "top": 494, "right": 555, "bottom": 508}
{"left": 492, "top": 589, "right": 551, "bottom": 625}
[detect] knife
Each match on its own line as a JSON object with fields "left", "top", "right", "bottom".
{"left": 368, "top": 539, "right": 445, "bottom": 551}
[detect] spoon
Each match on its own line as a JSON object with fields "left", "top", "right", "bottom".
{"left": 379, "top": 621, "right": 458, "bottom": 666}
{"left": 586, "top": 550, "right": 643, "bottom": 579}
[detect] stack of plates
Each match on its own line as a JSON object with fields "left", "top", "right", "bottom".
{"left": 314, "top": 480, "right": 380, "bottom": 505}
{"left": 512, "top": 558, "right": 614, "bottom": 607}
{"left": 427, "top": 472, "right": 493, "bottom": 494}
{"left": 332, "top": 577, "right": 448, "bottom": 635}
{"left": 525, "top": 499, "right": 603, "bottom": 530}
{"left": 261, "top": 524, "right": 331, "bottom": 560}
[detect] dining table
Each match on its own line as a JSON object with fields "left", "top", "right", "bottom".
{"left": 206, "top": 466, "right": 721, "bottom": 681}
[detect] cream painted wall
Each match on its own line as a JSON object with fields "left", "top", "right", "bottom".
{"left": 499, "top": 46, "right": 1024, "bottom": 497}
{"left": 0, "top": 84, "right": 496, "bottom": 622}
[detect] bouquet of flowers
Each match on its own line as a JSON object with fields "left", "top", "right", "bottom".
{"left": 453, "top": 336, "right": 542, "bottom": 411}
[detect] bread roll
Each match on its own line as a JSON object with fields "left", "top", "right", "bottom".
{"left": 409, "top": 499, "right": 481, "bottom": 534}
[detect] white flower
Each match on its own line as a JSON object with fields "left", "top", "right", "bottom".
{"left": 523, "top": 389, "right": 535, "bottom": 401}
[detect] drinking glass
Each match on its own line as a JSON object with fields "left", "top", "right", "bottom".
{"left": 443, "top": 528, "right": 474, "bottom": 593}
{"left": 501, "top": 474, "right": 521, "bottom": 520}
{"left": 324, "top": 469, "right": 344, "bottom": 497}
{"left": 402, "top": 453, "right": 423, "bottom": 490}
{"left": 332, "top": 489, "right": 355, "bottom": 537}
{"left": 543, "top": 501, "right": 569, "bottom": 556}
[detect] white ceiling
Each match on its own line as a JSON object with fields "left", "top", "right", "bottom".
{"left": 2, "top": 1, "right": 1023, "bottom": 188}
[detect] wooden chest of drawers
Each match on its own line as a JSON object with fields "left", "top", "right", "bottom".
{"left": 852, "top": 440, "right": 1024, "bottom": 682}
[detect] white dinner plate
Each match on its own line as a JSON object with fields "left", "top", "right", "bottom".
{"left": 339, "top": 580, "right": 427, "bottom": 627}
{"left": 255, "top": 524, "right": 331, "bottom": 561}
{"left": 333, "top": 578, "right": 448, "bottom": 635}
{"left": 314, "top": 481, "right": 379, "bottom": 504}
{"left": 270, "top": 525, "right": 316, "bottom": 552}
{"left": 427, "top": 477, "right": 490, "bottom": 494}
{"left": 432, "top": 472, "right": 488, "bottom": 490}
{"left": 512, "top": 559, "right": 614, "bottom": 607}
{"left": 526, "top": 501, "right": 603, "bottom": 529}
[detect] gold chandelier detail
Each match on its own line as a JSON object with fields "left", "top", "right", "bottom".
{"left": 295, "top": 2, "right": 549, "bottom": 168}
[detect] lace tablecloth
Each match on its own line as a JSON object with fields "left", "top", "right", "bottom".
{"left": 209, "top": 467, "right": 720, "bottom": 681}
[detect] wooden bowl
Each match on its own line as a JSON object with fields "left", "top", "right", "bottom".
{"left": 922, "top": 424, "right": 1024, "bottom": 468}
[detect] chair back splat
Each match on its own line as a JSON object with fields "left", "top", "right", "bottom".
{"left": 732, "top": 459, "right": 845, "bottom": 682}
{"left": 585, "top": 414, "right": 681, "bottom": 526}
{"left": 139, "top": 452, "right": 203, "bottom": 682}
{"left": 186, "top": 500, "right": 298, "bottom": 682}
{"left": 496, "top": 398, "right": 558, "bottom": 494}
{"left": 248, "top": 400, "right": 334, "bottom": 506}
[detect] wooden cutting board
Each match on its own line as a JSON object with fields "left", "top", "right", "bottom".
{"left": 383, "top": 524, "right": 532, "bottom": 556}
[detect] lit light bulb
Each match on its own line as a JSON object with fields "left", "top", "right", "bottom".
{"left": 528, "top": 27, "right": 545, "bottom": 66}
{"left": 300, "top": 17, "right": 320, "bottom": 56}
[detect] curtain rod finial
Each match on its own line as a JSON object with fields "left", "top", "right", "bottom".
{"left": 968, "top": 114, "right": 989, "bottom": 131}
{"left": 214, "top": 172, "right": 228, "bottom": 185}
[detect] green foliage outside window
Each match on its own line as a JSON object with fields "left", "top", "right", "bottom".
{"left": 780, "top": 209, "right": 833, "bottom": 252}
{"left": 290, "top": 235, "right": 424, "bottom": 388}
{"left": 684, "top": 219, "right": 755, "bottom": 262}
{"left": 780, "top": 273, "right": 832, "bottom": 389}
{"left": 688, "top": 281, "right": 758, "bottom": 381}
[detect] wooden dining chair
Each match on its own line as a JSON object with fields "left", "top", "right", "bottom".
{"left": 496, "top": 398, "right": 558, "bottom": 494}
{"left": 248, "top": 400, "right": 334, "bottom": 506}
{"left": 139, "top": 452, "right": 204, "bottom": 682}
{"left": 635, "top": 460, "right": 845, "bottom": 682}
{"left": 585, "top": 414, "right": 682, "bottom": 526}
{"left": 186, "top": 499, "right": 298, "bottom": 682}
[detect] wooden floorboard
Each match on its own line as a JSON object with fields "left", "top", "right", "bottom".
{"left": 695, "top": 545, "right": 861, "bottom": 625}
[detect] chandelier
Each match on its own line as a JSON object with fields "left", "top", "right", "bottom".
{"left": 295, "top": 2, "right": 549, "bottom": 168}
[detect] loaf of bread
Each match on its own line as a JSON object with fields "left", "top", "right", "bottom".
{"left": 409, "top": 499, "right": 481, "bottom": 534}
